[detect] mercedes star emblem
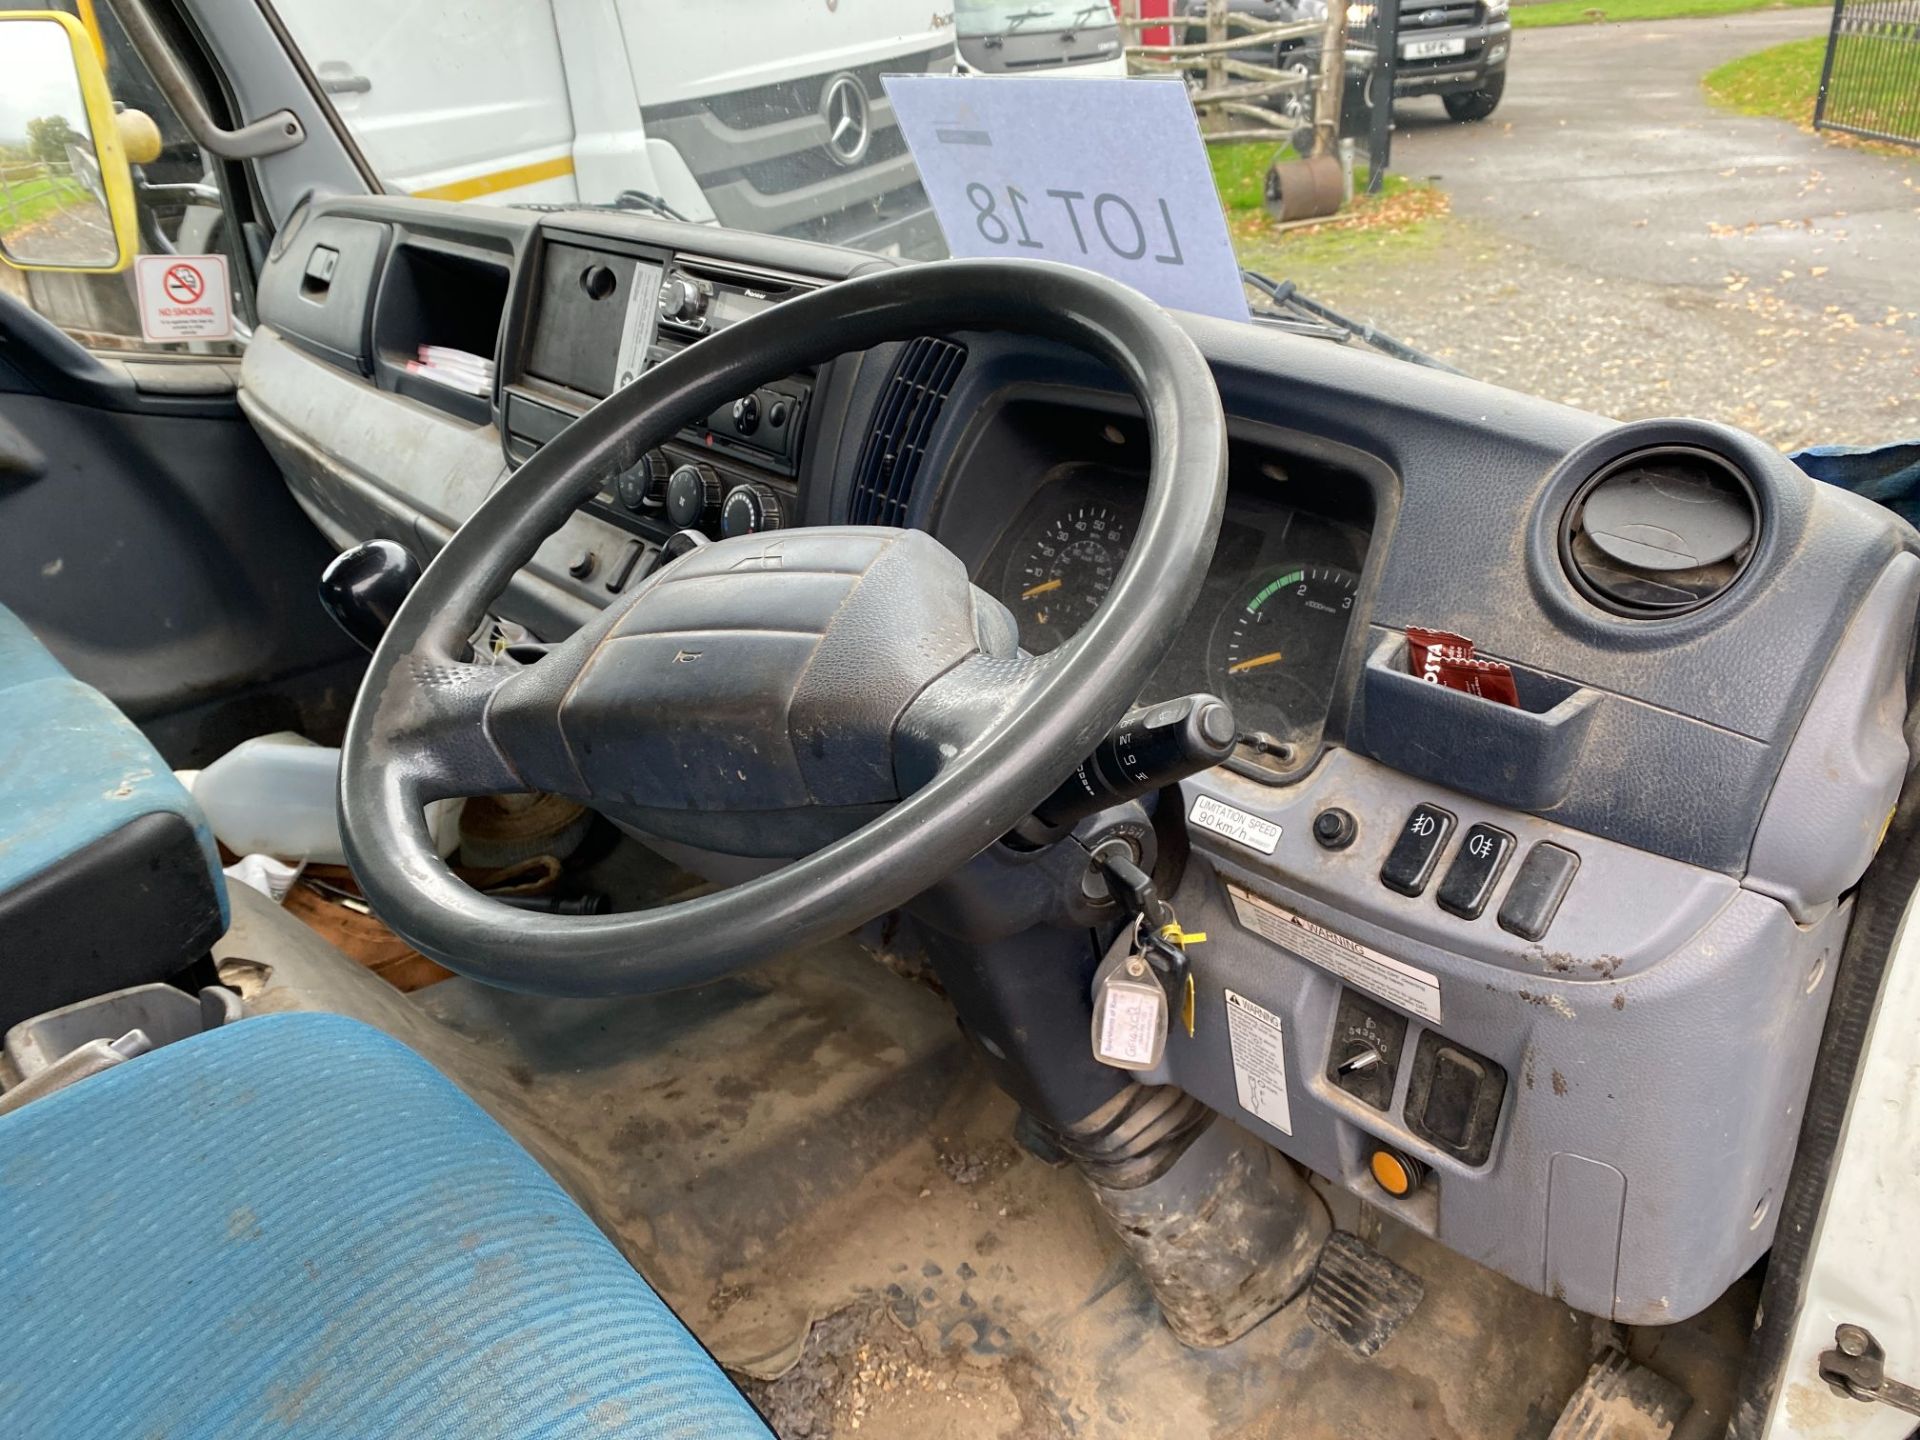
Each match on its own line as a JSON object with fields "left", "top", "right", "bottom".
{"left": 821, "top": 73, "right": 871, "bottom": 167}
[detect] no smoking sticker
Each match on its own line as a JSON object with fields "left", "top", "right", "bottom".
{"left": 134, "top": 254, "right": 232, "bottom": 342}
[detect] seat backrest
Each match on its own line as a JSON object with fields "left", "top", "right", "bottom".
{"left": 0, "top": 602, "right": 226, "bottom": 1030}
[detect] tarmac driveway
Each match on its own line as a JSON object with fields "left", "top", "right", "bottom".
{"left": 1294, "top": 10, "right": 1920, "bottom": 448}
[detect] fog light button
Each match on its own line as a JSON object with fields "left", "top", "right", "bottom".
{"left": 1437, "top": 823, "right": 1515, "bottom": 919}
{"left": 1380, "top": 803, "right": 1455, "bottom": 896}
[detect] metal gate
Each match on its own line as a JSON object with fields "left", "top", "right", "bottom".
{"left": 1814, "top": 0, "right": 1920, "bottom": 149}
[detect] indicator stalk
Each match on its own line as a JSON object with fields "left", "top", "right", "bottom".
{"left": 1031, "top": 694, "right": 1237, "bottom": 832}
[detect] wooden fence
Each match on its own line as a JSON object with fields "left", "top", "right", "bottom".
{"left": 1115, "top": 0, "right": 1350, "bottom": 149}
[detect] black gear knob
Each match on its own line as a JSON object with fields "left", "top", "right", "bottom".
{"left": 319, "top": 539, "right": 422, "bottom": 653}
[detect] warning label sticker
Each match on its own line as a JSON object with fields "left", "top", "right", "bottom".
{"left": 1224, "top": 988, "right": 1292, "bottom": 1135}
{"left": 1227, "top": 884, "right": 1444, "bottom": 1024}
{"left": 134, "top": 254, "right": 233, "bottom": 342}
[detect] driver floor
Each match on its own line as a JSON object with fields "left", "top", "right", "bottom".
{"left": 215, "top": 883, "right": 1749, "bottom": 1439}
{"left": 398, "top": 940, "right": 1752, "bottom": 1440}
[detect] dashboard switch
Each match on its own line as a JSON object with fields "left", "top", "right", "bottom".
{"left": 1436, "top": 824, "right": 1515, "bottom": 920}
{"left": 1404, "top": 1032, "right": 1506, "bottom": 1165}
{"left": 1497, "top": 842, "right": 1580, "bottom": 941}
{"left": 1312, "top": 807, "right": 1358, "bottom": 851}
{"left": 1368, "top": 1147, "right": 1427, "bottom": 1199}
{"left": 1380, "top": 804, "right": 1455, "bottom": 897}
{"left": 1326, "top": 988, "right": 1407, "bottom": 1111}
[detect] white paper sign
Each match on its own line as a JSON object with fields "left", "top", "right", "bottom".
{"left": 134, "top": 253, "right": 233, "bottom": 342}
{"left": 882, "top": 75, "right": 1250, "bottom": 323}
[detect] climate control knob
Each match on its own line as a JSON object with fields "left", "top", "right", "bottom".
{"left": 665, "top": 463, "right": 721, "bottom": 531}
{"left": 721, "top": 483, "right": 782, "bottom": 537}
{"left": 615, "top": 449, "right": 671, "bottom": 511}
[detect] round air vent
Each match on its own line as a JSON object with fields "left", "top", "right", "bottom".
{"left": 1561, "top": 446, "right": 1759, "bottom": 617}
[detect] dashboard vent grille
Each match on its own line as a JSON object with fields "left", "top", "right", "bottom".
{"left": 848, "top": 337, "right": 966, "bottom": 527}
{"left": 1561, "top": 445, "right": 1759, "bottom": 617}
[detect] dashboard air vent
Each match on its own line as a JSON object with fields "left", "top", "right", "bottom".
{"left": 1561, "top": 445, "right": 1759, "bottom": 617}
{"left": 848, "top": 337, "right": 966, "bottom": 527}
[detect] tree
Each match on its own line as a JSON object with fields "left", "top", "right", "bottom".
{"left": 26, "top": 115, "right": 83, "bottom": 167}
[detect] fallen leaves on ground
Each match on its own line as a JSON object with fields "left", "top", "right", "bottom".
{"left": 1226, "top": 178, "right": 1451, "bottom": 247}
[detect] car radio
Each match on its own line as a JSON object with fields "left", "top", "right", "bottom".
{"left": 504, "top": 243, "right": 815, "bottom": 546}
{"left": 647, "top": 258, "right": 814, "bottom": 474}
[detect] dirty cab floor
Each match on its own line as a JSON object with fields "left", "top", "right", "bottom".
{"left": 217, "top": 885, "right": 1750, "bottom": 1439}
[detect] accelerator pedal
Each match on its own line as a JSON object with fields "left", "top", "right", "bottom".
{"left": 1305, "top": 1230, "right": 1426, "bottom": 1358}
{"left": 1549, "top": 1348, "right": 1691, "bottom": 1440}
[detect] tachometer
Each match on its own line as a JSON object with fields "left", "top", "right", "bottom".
{"left": 1212, "top": 564, "right": 1358, "bottom": 744}
{"left": 1010, "top": 501, "right": 1135, "bottom": 653}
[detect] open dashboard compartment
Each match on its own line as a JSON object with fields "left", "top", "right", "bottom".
{"left": 371, "top": 237, "right": 512, "bottom": 424}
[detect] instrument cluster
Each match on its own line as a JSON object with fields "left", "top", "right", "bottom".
{"left": 991, "top": 466, "right": 1369, "bottom": 777}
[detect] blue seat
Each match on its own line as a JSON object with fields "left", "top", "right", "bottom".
{"left": 0, "top": 1011, "right": 772, "bottom": 1438}
{"left": 0, "top": 601, "right": 226, "bottom": 1029}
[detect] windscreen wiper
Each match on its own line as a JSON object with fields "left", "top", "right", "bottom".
{"left": 512, "top": 189, "right": 693, "bottom": 224}
{"left": 1240, "top": 268, "right": 1462, "bottom": 374}
{"left": 1004, "top": 6, "right": 1057, "bottom": 31}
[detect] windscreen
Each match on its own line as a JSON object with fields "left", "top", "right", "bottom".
{"left": 268, "top": 0, "right": 1919, "bottom": 450}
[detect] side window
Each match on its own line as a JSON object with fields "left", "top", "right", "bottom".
{"left": 0, "top": 1, "right": 246, "bottom": 356}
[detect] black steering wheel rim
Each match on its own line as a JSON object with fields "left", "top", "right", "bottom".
{"left": 339, "top": 258, "right": 1228, "bottom": 996}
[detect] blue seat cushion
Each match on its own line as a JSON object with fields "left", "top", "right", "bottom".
{"left": 0, "top": 602, "right": 226, "bottom": 1028}
{"left": 0, "top": 1011, "right": 772, "bottom": 1438}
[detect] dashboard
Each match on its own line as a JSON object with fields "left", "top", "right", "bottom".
{"left": 239, "top": 193, "right": 1918, "bottom": 1335}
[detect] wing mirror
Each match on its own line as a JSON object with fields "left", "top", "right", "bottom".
{"left": 0, "top": 9, "right": 141, "bottom": 273}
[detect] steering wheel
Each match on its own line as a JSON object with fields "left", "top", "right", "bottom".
{"left": 339, "top": 259, "right": 1228, "bottom": 996}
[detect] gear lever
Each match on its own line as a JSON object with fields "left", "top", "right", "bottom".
{"left": 319, "top": 539, "right": 422, "bottom": 653}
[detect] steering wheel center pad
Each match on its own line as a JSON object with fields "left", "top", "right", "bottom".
{"left": 487, "top": 527, "right": 1020, "bottom": 856}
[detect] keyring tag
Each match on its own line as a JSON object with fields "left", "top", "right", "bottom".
{"left": 1091, "top": 918, "right": 1170, "bottom": 1072}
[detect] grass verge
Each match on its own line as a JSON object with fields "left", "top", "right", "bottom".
{"left": 0, "top": 176, "right": 90, "bottom": 230}
{"left": 1706, "top": 36, "right": 1826, "bottom": 121}
{"left": 1209, "top": 141, "right": 1452, "bottom": 280}
{"left": 1512, "top": 0, "right": 1823, "bottom": 28}
{"left": 1706, "top": 36, "right": 1920, "bottom": 156}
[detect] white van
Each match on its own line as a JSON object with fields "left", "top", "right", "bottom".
{"left": 274, "top": 0, "right": 958, "bottom": 256}
{"left": 955, "top": 0, "right": 1129, "bottom": 76}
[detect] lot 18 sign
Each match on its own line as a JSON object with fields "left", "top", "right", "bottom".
{"left": 883, "top": 75, "right": 1250, "bottom": 324}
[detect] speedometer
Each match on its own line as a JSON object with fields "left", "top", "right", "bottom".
{"left": 1212, "top": 564, "right": 1358, "bottom": 744}
{"left": 1009, "top": 501, "right": 1135, "bottom": 653}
